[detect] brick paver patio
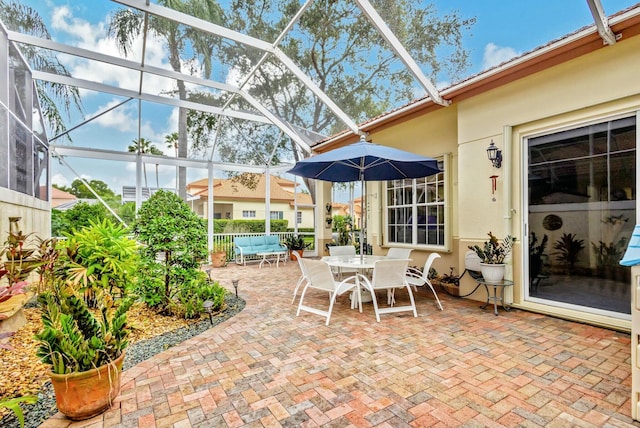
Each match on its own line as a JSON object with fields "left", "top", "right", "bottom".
{"left": 41, "top": 261, "right": 637, "bottom": 427}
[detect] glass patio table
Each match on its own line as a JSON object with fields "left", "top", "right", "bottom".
{"left": 321, "top": 255, "right": 391, "bottom": 310}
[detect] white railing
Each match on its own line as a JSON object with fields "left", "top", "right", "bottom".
{"left": 212, "top": 232, "right": 316, "bottom": 261}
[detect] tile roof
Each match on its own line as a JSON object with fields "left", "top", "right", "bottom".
{"left": 188, "top": 174, "right": 313, "bottom": 204}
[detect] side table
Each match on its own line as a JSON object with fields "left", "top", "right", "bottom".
{"left": 257, "top": 251, "right": 287, "bottom": 268}
{"left": 479, "top": 279, "right": 514, "bottom": 315}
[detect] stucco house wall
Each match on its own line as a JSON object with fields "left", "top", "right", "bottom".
{"left": 455, "top": 32, "right": 640, "bottom": 329}
{"left": 315, "top": 10, "right": 640, "bottom": 331}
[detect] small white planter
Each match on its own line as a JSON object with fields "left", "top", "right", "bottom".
{"left": 480, "top": 263, "right": 506, "bottom": 282}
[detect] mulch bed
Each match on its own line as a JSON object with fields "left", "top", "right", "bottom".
{"left": 0, "top": 302, "right": 202, "bottom": 419}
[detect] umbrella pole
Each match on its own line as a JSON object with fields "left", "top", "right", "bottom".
{"left": 360, "top": 177, "right": 365, "bottom": 261}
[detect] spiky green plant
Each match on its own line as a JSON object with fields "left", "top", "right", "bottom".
{"left": 468, "top": 232, "right": 517, "bottom": 264}
{"left": 35, "top": 283, "right": 133, "bottom": 374}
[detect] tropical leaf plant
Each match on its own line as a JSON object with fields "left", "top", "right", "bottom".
{"left": 35, "top": 283, "right": 133, "bottom": 374}
{"left": 553, "top": 233, "right": 585, "bottom": 271}
{"left": 0, "top": 395, "right": 37, "bottom": 428}
{"left": 57, "top": 218, "right": 139, "bottom": 307}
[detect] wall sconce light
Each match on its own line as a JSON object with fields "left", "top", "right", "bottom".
{"left": 486, "top": 141, "right": 502, "bottom": 168}
{"left": 325, "top": 216, "right": 333, "bottom": 228}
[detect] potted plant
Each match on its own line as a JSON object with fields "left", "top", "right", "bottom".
{"left": 210, "top": 243, "right": 228, "bottom": 268}
{"left": 552, "top": 232, "right": 585, "bottom": 274}
{"left": 468, "top": 232, "right": 516, "bottom": 282}
{"left": 283, "top": 235, "right": 310, "bottom": 260}
{"left": 35, "top": 282, "right": 133, "bottom": 420}
{"left": 529, "top": 232, "right": 548, "bottom": 290}
{"left": 433, "top": 266, "right": 461, "bottom": 297}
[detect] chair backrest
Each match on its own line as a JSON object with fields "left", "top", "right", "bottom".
{"left": 422, "top": 252, "right": 441, "bottom": 276}
{"left": 300, "top": 258, "right": 337, "bottom": 292}
{"left": 293, "top": 250, "right": 307, "bottom": 273}
{"left": 371, "top": 259, "right": 410, "bottom": 289}
{"left": 386, "top": 247, "right": 412, "bottom": 259}
{"left": 329, "top": 245, "right": 356, "bottom": 256}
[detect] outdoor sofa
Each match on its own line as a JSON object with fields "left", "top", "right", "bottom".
{"left": 234, "top": 235, "right": 287, "bottom": 265}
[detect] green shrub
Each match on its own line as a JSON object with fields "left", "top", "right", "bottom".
{"left": 52, "top": 202, "right": 112, "bottom": 236}
{"left": 57, "top": 218, "right": 139, "bottom": 307}
{"left": 132, "top": 190, "right": 208, "bottom": 315}
{"left": 171, "top": 273, "right": 227, "bottom": 319}
{"left": 211, "top": 219, "right": 288, "bottom": 233}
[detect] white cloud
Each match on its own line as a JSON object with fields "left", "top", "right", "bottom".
{"left": 91, "top": 99, "right": 137, "bottom": 132}
{"left": 482, "top": 43, "right": 520, "bottom": 70}
{"left": 50, "top": 6, "right": 179, "bottom": 96}
{"left": 51, "top": 173, "right": 69, "bottom": 187}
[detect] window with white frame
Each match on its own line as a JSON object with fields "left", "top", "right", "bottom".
{"left": 296, "top": 211, "right": 302, "bottom": 224}
{"left": 270, "top": 211, "right": 283, "bottom": 220}
{"left": 386, "top": 164, "right": 446, "bottom": 247}
{"left": 242, "top": 210, "right": 256, "bottom": 218}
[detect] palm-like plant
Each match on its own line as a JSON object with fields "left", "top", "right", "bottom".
{"left": 0, "top": 0, "right": 83, "bottom": 140}
{"left": 127, "top": 138, "right": 164, "bottom": 188}
{"left": 553, "top": 233, "right": 585, "bottom": 271}
{"left": 109, "top": 1, "right": 223, "bottom": 199}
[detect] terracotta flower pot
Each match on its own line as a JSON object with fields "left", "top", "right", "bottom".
{"left": 289, "top": 250, "right": 304, "bottom": 261}
{"left": 49, "top": 352, "right": 125, "bottom": 421}
{"left": 210, "top": 251, "right": 227, "bottom": 268}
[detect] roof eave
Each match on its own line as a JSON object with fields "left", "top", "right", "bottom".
{"left": 312, "top": 5, "right": 640, "bottom": 152}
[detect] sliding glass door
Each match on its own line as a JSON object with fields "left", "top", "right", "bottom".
{"left": 526, "top": 116, "right": 636, "bottom": 316}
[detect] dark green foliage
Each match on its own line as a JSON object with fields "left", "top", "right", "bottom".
{"left": 211, "top": 219, "right": 288, "bottom": 233}
{"left": 51, "top": 202, "right": 111, "bottom": 237}
{"left": 66, "top": 179, "right": 117, "bottom": 200}
{"left": 529, "top": 232, "right": 548, "bottom": 282}
{"left": 332, "top": 215, "right": 353, "bottom": 245}
{"left": 132, "top": 190, "right": 208, "bottom": 315}
{"left": 283, "top": 235, "right": 311, "bottom": 251}
{"left": 134, "top": 258, "right": 165, "bottom": 308}
{"left": 553, "top": 233, "right": 585, "bottom": 270}
{"left": 35, "top": 284, "right": 133, "bottom": 374}
{"left": 171, "top": 273, "right": 227, "bottom": 319}
{"left": 592, "top": 239, "right": 627, "bottom": 267}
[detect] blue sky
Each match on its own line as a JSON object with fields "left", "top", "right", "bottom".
{"left": 15, "top": 0, "right": 639, "bottom": 201}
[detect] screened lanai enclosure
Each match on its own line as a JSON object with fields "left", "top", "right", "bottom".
{"left": 1, "top": 0, "right": 470, "bottom": 252}
{"left": 2, "top": 0, "right": 638, "bottom": 323}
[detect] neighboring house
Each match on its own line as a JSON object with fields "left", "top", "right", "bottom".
{"left": 331, "top": 200, "right": 362, "bottom": 229}
{"left": 312, "top": 5, "right": 640, "bottom": 331}
{"left": 187, "top": 174, "right": 314, "bottom": 229}
{"left": 51, "top": 187, "right": 77, "bottom": 209}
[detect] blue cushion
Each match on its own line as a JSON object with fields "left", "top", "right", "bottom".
{"left": 234, "top": 235, "right": 285, "bottom": 255}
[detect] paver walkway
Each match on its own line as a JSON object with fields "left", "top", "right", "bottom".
{"left": 41, "top": 261, "right": 637, "bottom": 427}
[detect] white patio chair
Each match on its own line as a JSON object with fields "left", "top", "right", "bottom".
{"left": 291, "top": 250, "right": 308, "bottom": 304}
{"left": 296, "top": 258, "right": 363, "bottom": 325}
{"left": 359, "top": 259, "right": 417, "bottom": 322}
{"left": 328, "top": 245, "right": 358, "bottom": 278}
{"left": 405, "top": 252, "right": 444, "bottom": 311}
{"left": 386, "top": 247, "right": 413, "bottom": 259}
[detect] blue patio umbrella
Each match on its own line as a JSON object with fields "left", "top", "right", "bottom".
{"left": 289, "top": 136, "right": 440, "bottom": 257}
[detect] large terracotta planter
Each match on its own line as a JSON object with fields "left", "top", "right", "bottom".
{"left": 210, "top": 251, "right": 227, "bottom": 268}
{"left": 289, "top": 250, "right": 304, "bottom": 261}
{"left": 49, "top": 352, "right": 125, "bottom": 421}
